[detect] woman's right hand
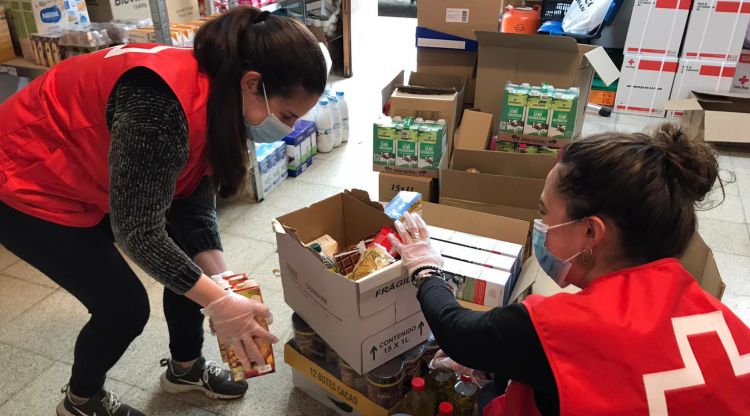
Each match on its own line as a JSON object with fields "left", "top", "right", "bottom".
{"left": 201, "top": 291, "right": 279, "bottom": 370}
{"left": 389, "top": 212, "right": 444, "bottom": 275}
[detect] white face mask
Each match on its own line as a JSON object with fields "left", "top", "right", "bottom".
{"left": 243, "top": 82, "right": 293, "bottom": 143}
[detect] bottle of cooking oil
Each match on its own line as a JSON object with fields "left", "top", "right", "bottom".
{"left": 388, "top": 377, "right": 435, "bottom": 416}
{"left": 447, "top": 375, "right": 479, "bottom": 416}
{"left": 425, "top": 367, "right": 458, "bottom": 404}
{"left": 437, "top": 402, "right": 454, "bottom": 416}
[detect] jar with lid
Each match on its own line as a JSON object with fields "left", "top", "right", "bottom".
{"left": 340, "top": 358, "right": 368, "bottom": 395}
{"left": 366, "top": 358, "right": 405, "bottom": 409}
{"left": 291, "top": 313, "right": 326, "bottom": 364}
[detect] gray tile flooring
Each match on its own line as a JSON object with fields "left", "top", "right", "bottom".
{"left": 2, "top": 9, "right": 750, "bottom": 416}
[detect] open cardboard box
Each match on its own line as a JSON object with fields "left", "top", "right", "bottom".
{"left": 274, "top": 190, "right": 529, "bottom": 374}
{"left": 441, "top": 109, "right": 556, "bottom": 225}
{"left": 474, "top": 32, "right": 619, "bottom": 146}
{"left": 665, "top": 91, "right": 750, "bottom": 145}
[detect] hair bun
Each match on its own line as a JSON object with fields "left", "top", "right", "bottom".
{"left": 651, "top": 123, "right": 719, "bottom": 203}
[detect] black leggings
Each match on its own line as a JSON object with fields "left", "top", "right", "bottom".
{"left": 0, "top": 202, "right": 205, "bottom": 397}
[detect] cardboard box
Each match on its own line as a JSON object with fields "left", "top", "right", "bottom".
{"left": 666, "top": 90, "right": 750, "bottom": 144}
{"left": 384, "top": 71, "right": 464, "bottom": 144}
{"left": 0, "top": 6, "right": 15, "bottom": 63}
{"left": 453, "top": 109, "right": 493, "bottom": 150}
{"left": 416, "top": 0, "right": 500, "bottom": 51}
{"left": 85, "top": 0, "right": 198, "bottom": 23}
{"left": 731, "top": 49, "right": 750, "bottom": 92}
{"left": 287, "top": 343, "right": 388, "bottom": 416}
{"left": 682, "top": 0, "right": 750, "bottom": 63}
{"left": 473, "top": 32, "right": 619, "bottom": 139}
{"left": 615, "top": 54, "right": 678, "bottom": 117}
{"left": 669, "top": 58, "right": 736, "bottom": 116}
{"left": 623, "top": 0, "right": 690, "bottom": 57}
{"left": 378, "top": 173, "right": 437, "bottom": 203}
{"left": 274, "top": 190, "right": 529, "bottom": 374}
{"left": 416, "top": 48, "right": 477, "bottom": 104}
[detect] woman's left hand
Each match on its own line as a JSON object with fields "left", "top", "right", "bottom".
{"left": 388, "top": 212, "right": 443, "bottom": 275}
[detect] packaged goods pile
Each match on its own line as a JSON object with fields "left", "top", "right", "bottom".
{"left": 373, "top": 116, "right": 447, "bottom": 176}
{"left": 255, "top": 141, "right": 287, "bottom": 197}
{"left": 212, "top": 273, "right": 275, "bottom": 382}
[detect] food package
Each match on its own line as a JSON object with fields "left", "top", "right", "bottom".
{"left": 349, "top": 227, "right": 400, "bottom": 281}
{"left": 384, "top": 191, "right": 422, "bottom": 221}
{"left": 216, "top": 273, "right": 275, "bottom": 381}
{"left": 307, "top": 234, "right": 339, "bottom": 258}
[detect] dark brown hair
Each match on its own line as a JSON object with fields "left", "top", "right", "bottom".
{"left": 557, "top": 123, "right": 723, "bottom": 263}
{"left": 194, "top": 7, "right": 327, "bottom": 198}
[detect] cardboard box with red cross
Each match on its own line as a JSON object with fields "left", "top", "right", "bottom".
{"left": 732, "top": 49, "right": 750, "bottom": 93}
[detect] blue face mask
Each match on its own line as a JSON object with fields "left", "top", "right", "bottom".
{"left": 532, "top": 218, "right": 583, "bottom": 288}
{"left": 244, "top": 82, "right": 294, "bottom": 143}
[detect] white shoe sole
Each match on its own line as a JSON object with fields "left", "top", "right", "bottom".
{"left": 159, "top": 372, "right": 245, "bottom": 400}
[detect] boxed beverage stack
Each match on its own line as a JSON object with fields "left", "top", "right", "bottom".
{"left": 85, "top": 0, "right": 198, "bottom": 24}
{"left": 373, "top": 116, "right": 447, "bottom": 178}
{"left": 494, "top": 81, "right": 576, "bottom": 152}
{"left": 284, "top": 119, "right": 315, "bottom": 178}
{"left": 274, "top": 189, "right": 529, "bottom": 375}
{"left": 254, "top": 140, "right": 287, "bottom": 198}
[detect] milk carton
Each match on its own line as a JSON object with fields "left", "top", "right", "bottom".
{"left": 373, "top": 118, "right": 397, "bottom": 167}
{"left": 396, "top": 121, "right": 419, "bottom": 168}
{"left": 418, "top": 124, "right": 444, "bottom": 170}
{"left": 499, "top": 83, "right": 528, "bottom": 134}
{"left": 523, "top": 88, "right": 551, "bottom": 136}
{"left": 548, "top": 89, "right": 578, "bottom": 139}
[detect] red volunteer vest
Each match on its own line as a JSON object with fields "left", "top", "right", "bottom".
{"left": 0, "top": 44, "right": 211, "bottom": 227}
{"left": 485, "top": 258, "right": 750, "bottom": 416}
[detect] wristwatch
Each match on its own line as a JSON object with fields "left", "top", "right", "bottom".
{"left": 411, "top": 265, "right": 445, "bottom": 288}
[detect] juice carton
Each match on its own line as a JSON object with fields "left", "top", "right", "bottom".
{"left": 499, "top": 82, "right": 528, "bottom": 134}
{"left": 548, "top": 89, "right": 578, "bottom": 139}
{"left": 418, "top": 124, "right": 444, "bottom": 169}
{"left": 373, "top": 118, "right": 397, "bottom": 166}
{"left": 217, "top": 273, "right": 275, "bottom": 382}
{"left": 523, "top": 88, "right": 552, "bottom": 136}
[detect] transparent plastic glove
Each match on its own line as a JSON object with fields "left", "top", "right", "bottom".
{"left": 388, "top": 212, "right": 444, "bottom": 275}
{"left": 201, "top": 291, "right": 278, "bottom": 370}
{"left": 430, "top": 350, "right": 492, "bottom": 388}
{"left": 209, "top": 270, "right": 235, "bottom": 290}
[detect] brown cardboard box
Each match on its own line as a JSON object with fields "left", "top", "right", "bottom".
{"left": 273, "top": 190, "right": 529, "bottom": 374}
{"left": 378, "top": 173, "right": 437, "bottom": 203}
{"left": 474, "top": 32, "right": 619, "bottom": 138}
{"left": 416, "top": 48, "right": 477, "bottom": 104}
{"left": 665, "top": 91, "right": 750, "bottom": 145}
{"left": 453, "top": 109, "right": 493, "bottom": 150}
{"left": 0, "top": 7, "right": 15, "bottom": 63}
{"left": 511, "top": 232, "right": 725, "bottom": 303}
{"left": 383, "top": 70, "right": 465, "bottom": 143}
{"left": 416, "top": 0, "right": 501, "bottom": 42}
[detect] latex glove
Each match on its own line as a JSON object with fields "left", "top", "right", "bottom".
{"left": 209, "top": 271, "right": 235, "bottom": 290}
{"left": 201, "top": 291, "right": 278, "bottom": 370}
{"left": 388, "top": 211, "right": 443, "bottom": 276}
{"left": 430, "top": 350, "right": 492, "bottom": 388}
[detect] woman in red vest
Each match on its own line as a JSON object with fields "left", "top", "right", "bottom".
{"left": 0, "top": 7, "right": 326, "bottom": 416}
{"left": 391, "top": 124, "right": 750, "bottom": 415}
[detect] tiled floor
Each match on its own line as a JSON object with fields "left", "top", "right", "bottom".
{"left": 2, "top": 9, "right": 750, "bottom": 416}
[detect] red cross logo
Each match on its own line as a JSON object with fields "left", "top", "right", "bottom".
{"left": 739, "top": 75, "right": 749, "bottom": 85}
{"left": 628, "top": 59, "right": 635, "bottom": 66}
{"left": 642, "top": 311, "right": 750, "bottom": 414}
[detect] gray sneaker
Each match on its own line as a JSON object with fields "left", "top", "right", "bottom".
{"left": 56, "top": 385, "right": 144, "bottom": 416}
{"left": 159, "top": 357, "right": 248, "bottom": 400}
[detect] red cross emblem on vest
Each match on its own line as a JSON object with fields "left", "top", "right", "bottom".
{"left": 642, "top": 311, "right": 750, "bottom": 415}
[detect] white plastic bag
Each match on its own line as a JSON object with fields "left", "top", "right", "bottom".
{"left": 562, "top": 0, "right": 613, "bottom": 35}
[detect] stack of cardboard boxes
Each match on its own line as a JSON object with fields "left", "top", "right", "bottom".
{"left": 617, "top": 0, "right": 750, "bottom": 116}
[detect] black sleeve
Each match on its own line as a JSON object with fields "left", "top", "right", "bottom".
{"left": 107, "top": 67, "right": 203, "bottom": 294}
{"left": 166, "top": 176, "right": 223, "bottom": 258}
{"left": 417, "top": 277, "right": 557, "bottom": 391}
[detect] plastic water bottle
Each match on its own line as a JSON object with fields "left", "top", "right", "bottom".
{"left": 326, "top": 91, "right": 342, "bottom": 147}
{"left": 336, "top": 91, "right": 349, "bottom": 143}
{"left": 316, "top": 99, "right": 334, "bottom": 153}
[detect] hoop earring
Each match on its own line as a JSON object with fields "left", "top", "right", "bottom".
{"left": 577, "top": 248, "right": 595, "bottom": 269}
